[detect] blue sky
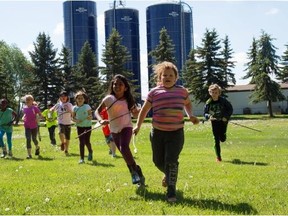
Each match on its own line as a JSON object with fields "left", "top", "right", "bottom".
{"left": 0, "top": 0, "right": 287, "bottom": 95}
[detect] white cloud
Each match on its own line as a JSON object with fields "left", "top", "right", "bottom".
{"left": 53, "top": 22, "right": 64, "bottom": 36}
{"left": 265, "top": 8, "right": 279, "bottom": 15}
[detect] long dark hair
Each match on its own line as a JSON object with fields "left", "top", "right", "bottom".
{"left": 108, "top": 74, "right": 135, "bottom": 110}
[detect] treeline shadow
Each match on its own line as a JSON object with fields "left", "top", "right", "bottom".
{"left": 136, "top": 188, "right": 258, "bottom": 214}
{"left": 228, "top": 158, "right": 268, "bottom": 166}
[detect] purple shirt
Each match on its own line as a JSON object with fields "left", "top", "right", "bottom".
{"left": 23, "top": 105, "right": 40, "bottom": 129}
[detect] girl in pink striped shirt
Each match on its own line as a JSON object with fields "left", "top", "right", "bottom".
{"left": 134, "top": 61, "right": 199, "bottom": 202}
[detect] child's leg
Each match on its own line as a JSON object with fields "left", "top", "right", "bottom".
{"left": 6, "top": 132, "right": 13, "bottom": 154}
{"left": 164, "top": 129, "right": 184, "bottom": 200}
{"left": 64, "top": 125, "right": 71, "bottom": 154}
{"left": 31, "top": 128, "right": 40, "bottom": 155}
{"left": 0, "top": 130, "right": 7, "bottom": 156}
{"left": 83, "top": 129, "right": 93, "bottom": 161}
{"left": 25, "top": 128, "right": 32, "bottom": 158}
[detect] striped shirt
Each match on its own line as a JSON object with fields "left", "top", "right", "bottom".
{"left": 147, "top": 85, "right": 189, "bottom": 131}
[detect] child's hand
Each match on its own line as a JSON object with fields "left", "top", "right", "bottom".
{"left": 190, "top": 116, "right": 200, "bottom": 125}
{"left": 99, "top": 119, "right": 109, "bottom": 125}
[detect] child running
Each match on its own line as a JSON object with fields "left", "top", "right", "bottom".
{"left": 22, "top": 95, "right": 43, "bottom": 159}
{"left": 72, "top": 91, "right": 93, "bottom": 164}
{"left": 99, "top": 107, "right": 117, "bottom": 158}
{"left": 95, "top": 74, "right": 145, "bottom": 186}
{"left": 204, "top": 84, "right": 233, "bottom": 162}
{"left": 0, "top": 99, "right": 17, "bottom": 158}
{"left": 133, "top": 61, "right": 199, "bottom": 203}
{"left": 50, "top": 91, "right": 73, "bottom": 155}
{"left": 42, "top": 102, "right": 58, "bottom": 146}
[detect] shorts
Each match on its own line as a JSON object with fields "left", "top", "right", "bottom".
{"left": 58, "top": 124, "right": 71, "bottom": 140}
{"left": 105, "top": 134, "right": 113, "bottom": 144}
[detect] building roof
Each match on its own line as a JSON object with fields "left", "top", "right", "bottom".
{"left": 227, "top": 83, "right": 288, "bottom": 92}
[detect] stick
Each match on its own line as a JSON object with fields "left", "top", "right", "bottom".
{"left": 230, "top": 121, "right": 261, "bottom": 132}
{"left": 132, "top": 134, "right": 138, "bottom": 154}
{"left": 75, "top": 121, "right": 102, "bottom": 139}
{"left": 75, "top": 112, "right": 131, "bottom": 139}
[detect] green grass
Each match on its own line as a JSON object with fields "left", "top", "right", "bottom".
{"left": 1, "top": 117, "right": 288, "bottom": 215}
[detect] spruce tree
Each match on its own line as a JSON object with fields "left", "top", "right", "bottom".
{"left": 278, "top": 44, "right": 288, "bottom": 83}
{"left": 148, "top": 27, "right": 176, "bottom": 87}
{"left": 29, "top": 32, "right": 61, "bottom": 109}
{"left": 100, "top": 28, "right": 137, "bottom": 99}
{"left": 243, "top": 38, "right": 258, "bottom": 84}
{"left": 192, "top": 29, "right": 223, "bottom": 102}
{"left": 220, "top": 35, "right": 236, "bottom": 86}
{"left": 249, "top": 31, "right": 284, "bottom": 117}
{"left": 75, "top": 41, "right": 102, "bottom": 107}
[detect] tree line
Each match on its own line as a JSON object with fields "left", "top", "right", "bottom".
{"left": 1, "top": 28, "right": 288, "bottom": 119}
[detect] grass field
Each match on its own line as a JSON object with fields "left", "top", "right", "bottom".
{"left": 1, "top": 117, "right": 288, "bottom": 215}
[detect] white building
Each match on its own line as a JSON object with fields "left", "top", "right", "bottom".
{"left": 191, "top": 83, "right": 288, "bottom": 116}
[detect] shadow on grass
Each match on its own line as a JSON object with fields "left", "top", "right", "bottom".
{"left": 3, "top": 156, "right": 24, "bottom": 161}
{"left": 37, "top": 155, "right": 54, "bottom": 161}
{"left": 90, "top": 160, "right": 115, "bottom": 168}
{"left": 136, "top": 187, "right": 258, "bottom": 214}
{"left": 228, "top": 158, "right": 268, "bottom": 166}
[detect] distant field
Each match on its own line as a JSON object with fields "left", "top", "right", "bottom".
{"left": 1, "top": 117, "right": 287, "bottom": 215}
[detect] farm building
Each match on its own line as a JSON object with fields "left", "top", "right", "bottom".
{"left": 191, "top": 83, "right": 288, "bottom": 116}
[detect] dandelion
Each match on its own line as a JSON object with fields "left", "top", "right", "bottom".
{"left": 45, "top": 197, "right": 50, "bottom": 203}
{"left": 5, "top": 208, "right": 10, "bottom": 212}
{"left": 87, "top": 198, "right": 92, "bottom": 201}
{"left": 106, "top": 189, "right": 111, "bottom": 192}
{"left": 25, "top": 206, "right": 31, "bottom": 212}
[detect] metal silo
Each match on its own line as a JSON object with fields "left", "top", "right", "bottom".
{"left": 146, "top": 2, "right": 193, "bottom": 86}
{"left": 63, "top": 0, "right": 98, "bottom": 66}
{"left": 105, "top": 4, "right": 141, "bottom": 100}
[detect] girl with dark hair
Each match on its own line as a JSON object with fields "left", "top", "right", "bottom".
{"left": 95, "top": 74, "right": 145, "bottom": 186}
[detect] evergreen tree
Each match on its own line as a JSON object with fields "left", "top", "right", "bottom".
{"left": 191, "top": 29, "right": 223, "bottom": 103}
{"left": 249, "top": 31, "right": 285, "bottom": 117}
{"left": 58, "top": 45, "right": 82, "bottom": 103}
{"left": 148, "top": 27, "right": 176, "bottom": 87}
{"left": 75, "top": 41, "right": 102, "bottom": 106}
{"left": 220, "top": 35, "right": 236, "bottom": 86}
{"left": 100, "top": 28, "right": 137, "bottom": 99}
{"left": 278, "top": 44, "right": 288, "bottom": 82}
{"left": 182, "top": 49, "right": 204, "bottom": 102}
{"left": 243, "top": 38, "right": 258, "bottom": 83}
{"left": 29, "top": 32, "right": 61, "bottom": 109}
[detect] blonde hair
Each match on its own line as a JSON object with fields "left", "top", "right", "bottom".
{"left": 208, "top": 84, "right": 222, "bottom": 94}
{"left": 153, "top": 61, "right": 178, "bottom": 85}
{"left": 24, "top": 94, "right": 34, "bottom": 101}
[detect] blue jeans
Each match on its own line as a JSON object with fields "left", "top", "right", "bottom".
{"left": 0, "top": 130, "right": 12, "bottom": 150}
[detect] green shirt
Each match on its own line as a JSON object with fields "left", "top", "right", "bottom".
{"left": 42, "top": 109, "right": 58, "bottom": 128}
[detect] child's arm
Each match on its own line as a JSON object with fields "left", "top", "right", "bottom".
{"left": 95, "top": 101, "right": 109, "bottom": 125}
{"left": 133, "top": 100, "right": 151, "bottom": 135}
{"left": 184, "top": 98, "right": 199, "bottom": 125}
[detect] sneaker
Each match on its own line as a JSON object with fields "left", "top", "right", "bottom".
{"left": 8, "top": 151, "right": 13, "bottom": 157}
{"left": 65, "top": 150, "right": 69, "bottom": 156}
{"left": 131, "top": 171, "right": 141, "bottom": 184}
{"left": 79, "top": 159, "right": 85, "bottom": 164}
{"left": 216, "top": 157, "right": 222, "bottom": 162}
{"left": 26, "top": 155, "right": 32, "bottom": 159}
{"left": 1, "top": 151, "right": 7, "bottom": 158}
{"left": 162, "top": 175, "right": 167, "bottom": 187}
{"left": 35, "top": 147, "right": 40, "bottom": 156}
{"left": 108, "top": 149, "right": 112, "bottom": 155}
{"left": 88, "top": 152, "right": 93, "bottom": 161}
{"left": 137, "top": 176, "right": 146, "bottom": 187}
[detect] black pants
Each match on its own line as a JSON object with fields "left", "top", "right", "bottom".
{"left": 150, "top": 128, "right": 184, "bottom": 197}
{"left": 211, "top": 120, "right": 228, "bottom": 158}
{"left": 48, "top": 125, "right": 56, "bottom": 145}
